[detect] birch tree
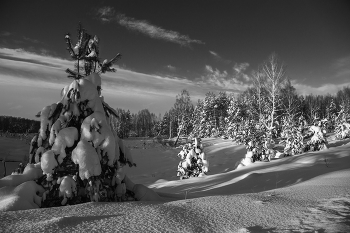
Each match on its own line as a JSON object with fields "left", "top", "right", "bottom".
{"left": 280, "top": 79, "right": 300, "bottom": 122}
{"left": 261, "top": 53, "right": 287, "bottom": 129}
{"left": 173, "top": 90, "right": 194, "bottom": 144}
{"left": 251, "top": 69, "right": 264, "bottom": 119}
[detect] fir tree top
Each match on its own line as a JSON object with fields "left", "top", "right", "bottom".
{"left": 64, "top": 23, "right": 121, "bottom": 79}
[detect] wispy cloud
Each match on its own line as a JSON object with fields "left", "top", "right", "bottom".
{"left": 0, "top": 31, "right": 11, "bottom": 37}
{"left": 96, "top": 7, "right": 204, "bottom": 47}
{"left": 233, "top": 62, "right": 250, "bottom": 82}
{"left": 23, "top": 36, "right": 41, "bottom": 44}
{"left": 291, "top": 79, "right": 350, "bottom": 96}
{"left": 9, "top": 104, "right": 23, "bottom": 110}
{"left": 0, "top": 48, "right": 198, "bottom": 95}
{"left": 332, "top": 55, "right": 350, "bottom": 79}
{"left": 209, "top": 51, "right": 220, "bottom": 59}
{"left": 96, "top": 6, "right": 115, "bottom": 21}
{"left": 165, "top": 65, "right": 176, "bottom": 71}
{"left": 0, "top": 48, "right": 67, "bottom": 69}
{"left": 196, "top": 65, "right": 249, "bottom": 93}
{"left": 209, "top": 50, "right": 231, "bottom": 64}
{"left": 0, "top": 48, "right": 73, "bottom": 87}
{"left": 233, "top": 63, "right": 249, "bottom": 73}
{"left": 204, "top": 65, "right": 229, "bottom": 79}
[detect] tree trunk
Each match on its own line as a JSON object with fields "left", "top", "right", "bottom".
{"left": 174, "top": 117, "right": 185, "bottom": 146}
{"left": 169, "top": 118, "right": 172, "bottom": 139}
{"left": 271, "top": 95, "right": 275, "bottom": 129}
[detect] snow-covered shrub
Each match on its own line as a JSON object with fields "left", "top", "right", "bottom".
{"left": 176, "top": 138, "right": 208, "bottom": 179}
{"left": 335, "top": 122, "right": 350, "bottom": 139}
{"left": 303, "top": 120, "right": 328, "bottom": 152}
{"left": 280, "top": 116, "right": 305, "bottom": 156}
{"left": 334, "top": 104, "right": 350, "bottom": 139}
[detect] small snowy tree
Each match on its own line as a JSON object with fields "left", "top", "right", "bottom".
{"left": 224, "top": 95, "right": 244, "bottom": 140}
{"left": 215, "top": 92, "right": 229, "bottom": 137}
{"left": 189, "top": 99, "right": 205, "bottom": 138}
{"left": 325, "top": 97, "right": 337, "bottom": 130}
{"left": 334, "top": 103, "right": 350, "bottom": 139}
{"left": 280, "top": 116, "right": 305, "bottom": 156}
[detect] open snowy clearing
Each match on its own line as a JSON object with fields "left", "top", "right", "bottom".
{"left": 1, "top": 137, "right": 350, "bottom": 232}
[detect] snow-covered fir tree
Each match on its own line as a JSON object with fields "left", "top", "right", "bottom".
{"left": 280, "top": 116, "right": 305, "bottom": 156}
{"left": 176, "top": 138, "right": 209, "bottom": 179}
{"left": 25, "top": 23, "right": 144, "bottom": 207}
{"left": 334, "top": 103, "right": 350, "bottom": 139}
{"left": 325, "top": 97, "right": 337, "bottom": 130}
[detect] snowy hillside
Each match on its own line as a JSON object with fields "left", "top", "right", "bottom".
{"left": 1, "top": 137, "right": 349, "bottom": 232}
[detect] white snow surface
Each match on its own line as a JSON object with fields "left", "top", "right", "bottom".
{"left": 1, "top": 138, "right": 350, "bottom": 232}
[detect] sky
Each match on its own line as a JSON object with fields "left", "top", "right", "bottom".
{"left": 0, "top": 0, "right": 350, "bottom": 119}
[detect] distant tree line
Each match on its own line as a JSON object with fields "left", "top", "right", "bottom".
{"left": 108, "top": 90, "right": 193, "bottom": 139}
{"left": 112, "top": 54, "right": 350, "bottom": 141}
{"left": 0, "top": 116, "right": 40, "bottom": 134}
{"left": 109, "top": 108, "right": 160, "bottom": 138}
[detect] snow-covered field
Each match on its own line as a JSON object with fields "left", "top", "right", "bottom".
{"left": 1, "top": 137, "right": 350, "bottom": 232}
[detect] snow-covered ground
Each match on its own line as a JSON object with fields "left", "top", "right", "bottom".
{"left": 1, "top": 137, "right": 350, "bottom": 232}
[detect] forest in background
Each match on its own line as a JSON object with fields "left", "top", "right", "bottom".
{"left": 111, "top": 54, "right": 350, "bottom": 142}
{"left": 0, "top": 116, "right": 40, "bottom": 134}
{"left": 109, "top": 84, "right": 350, "bottom": 138}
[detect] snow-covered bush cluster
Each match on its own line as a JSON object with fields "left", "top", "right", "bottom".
{"left": 176, "top": 138, "right": 209, "bottom": 179}
{"left": 280, "top": 116, "right": 306, "bottom": 156}
{"left": 334, "top": 104, "right": 350, "bottom": 139}
{"left": 303, "top": 120, "right": 328, "bottom": 152}
{"left": 244, "top": 136, "right": 276, "bottom": 163}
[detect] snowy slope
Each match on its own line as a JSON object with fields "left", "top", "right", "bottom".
{"left": 0, "top": 137, "right": 350, "bottom": 232}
